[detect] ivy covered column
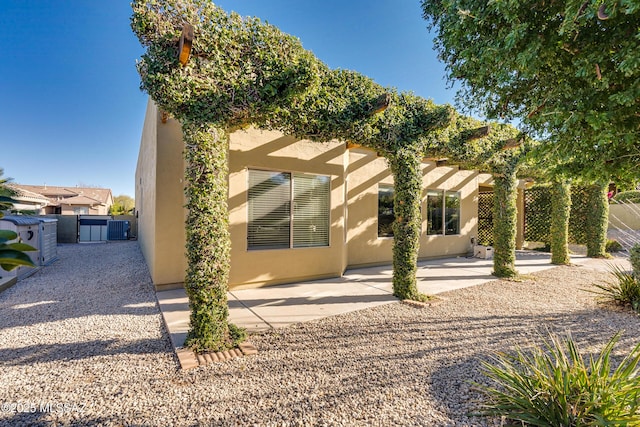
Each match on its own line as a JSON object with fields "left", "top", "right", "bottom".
{"left": 182, "top": 121, "right": 239, "bottom": 352}
{"left": 585, "top": 182, "right": 609, "bottom": 258}
{"left": 492, "top": 165, "right": 518, "bottom": 278}
{"left": 388, "top": 149, "right": 423, "bottom": 300}
{"left": 550, "top": 179, "right": 571, "bottom": 265}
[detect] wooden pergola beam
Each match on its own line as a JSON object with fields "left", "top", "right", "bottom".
{"left": 178, "top": 23, "right": 194, "bottom": 66}
{"left": 369, "top": 93, "right": 391, "bottom": 116}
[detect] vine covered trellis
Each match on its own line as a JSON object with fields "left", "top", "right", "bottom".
{"left": 131, "top": 0, "right": 543, "bottom": 352}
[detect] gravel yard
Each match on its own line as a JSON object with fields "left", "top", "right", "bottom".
{"left": 0, "top": 242, "right": 638, "bottom": 426}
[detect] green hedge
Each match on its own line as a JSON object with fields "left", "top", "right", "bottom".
{"left": 492, "top": 169, "right": 518, "bottom": 277}
{"left": 584, "top": 183, "right": 609, "bottom": 258}
{"left": 550, "top": 180, "right": 571, "bottom": 265}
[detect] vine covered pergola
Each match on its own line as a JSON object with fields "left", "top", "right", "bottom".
{"left": 131, "top": 0, "right": 540, "bottom": 352}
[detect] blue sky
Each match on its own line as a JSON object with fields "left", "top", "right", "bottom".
{"left": 0, "top": 1, "right": 455, "bottom": 198}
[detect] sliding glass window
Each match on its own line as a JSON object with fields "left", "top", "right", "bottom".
{"left": 426, "top": 190, "right": 460, "bottom": 236}
{"left": 248, "top": 170, "right": 330, "bottom": 249}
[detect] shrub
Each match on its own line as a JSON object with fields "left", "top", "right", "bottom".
{"left": 476, "top": 332, "right": 640, "bottom": 426}
{"left": 590, "top": 265, "right": 640, "bottom": 313}
{"left": 606, "top": 239, "right": 624, "bottom": 253}
{"left": 631, "top": 244, "right": 640, "bottom": 278}
{"left": 613, "top": 190, "right": 640, "bottom": 204}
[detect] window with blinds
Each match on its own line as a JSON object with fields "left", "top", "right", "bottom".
{"left": 293, "top": 174, "right": 330, "bottom": 247}
{"left": 248, "top": 170, "right": 330, "bottom": 250}
{"left": 248, "top": 170, "right": 291, "bottom": 249}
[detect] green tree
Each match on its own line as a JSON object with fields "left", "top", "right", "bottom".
{"left": 421, "top": 0, "right": 640, "bottom": 182}
{"left": 109, "top": 195, "right": 135, "bottom": 215}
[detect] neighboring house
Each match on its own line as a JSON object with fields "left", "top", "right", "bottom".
{"left": 10, "top": 184, "right": 113, "bottom": 215}
{"left": 7, "top": 186, "right": 51, "bottom": 213}
{"left": 137, "top": 100, "right": 503, "bottom": 290}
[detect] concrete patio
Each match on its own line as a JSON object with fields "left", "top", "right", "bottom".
{"left": 156, "top": 250, "right": 629, "bottom": 350}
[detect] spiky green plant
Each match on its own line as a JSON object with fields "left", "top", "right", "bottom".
{"left": 631, "top": 244, "right": 640, "bottom": 279}
{"left": 476, "top": 332, "right": 640, "bottom": 426}
{"left": 590, "top": 265, "right": 640, "bottom": 313}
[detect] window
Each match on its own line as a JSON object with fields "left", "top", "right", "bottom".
{"left": 426, "top": 190, "right": 460, "bottom": 235}
{"left": 378, "top": 186, "right": 395, "bottom": 237}
{"left": 248, "top": 170, "right": 330, "bottom": 249}
{"left": 73, "top": 207, "right": 89, "bottom": 215}
{"left": 426, "top": 190, "right": 443, "bottom": 235}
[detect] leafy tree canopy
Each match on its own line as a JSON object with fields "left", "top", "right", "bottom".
{"left": 109, "top": 195, "right": 135, "bottom": 215}
{"left": 422, "top": 0, "right": 640, "bottom": 181}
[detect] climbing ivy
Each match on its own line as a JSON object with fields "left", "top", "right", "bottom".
{"left": 584, "top": 183, "right": 609, "bottom": 258}
{"left": 131, "top": 0, "right": 531, "bottom": 351}
{"left": 490, "top": 158, "right": 520, "bottom": 278}
{"left": 550, "top": 179, "right": 571, "bottom": 265}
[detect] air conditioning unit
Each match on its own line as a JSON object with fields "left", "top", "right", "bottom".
{"left": 107, "top": 220, "right": 130, "bottom": 241}
{"left": 474, "top": 245, "right": 493, "bottom": 259}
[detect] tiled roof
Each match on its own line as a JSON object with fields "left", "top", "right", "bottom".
{"left": 9, "top": 186, "right": 51, "bottom": 204}
{"left": 57, "top": 195, "right": 104, "bottom": 206}
{"left": 11, "top": 184, "right": 112, "bottom": 205}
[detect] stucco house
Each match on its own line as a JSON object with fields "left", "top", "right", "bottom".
{"left": 10, "top": 184, "right": 113, "bottom": 215}
{"left": 136, "top": 100, "right": 499, "bottom": 290}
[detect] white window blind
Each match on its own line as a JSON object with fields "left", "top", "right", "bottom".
{"left": 248, "top": 170, "right": 291, "bottom": 249}
{"left": 293, "top": 174, "right": 330, "bottom": 247}
{"left": 248, "top": 170, "right": 330, "bottom": 250}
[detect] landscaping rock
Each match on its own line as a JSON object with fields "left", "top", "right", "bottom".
{"left": 0, "top": 242, "right": 637, "bottom": 426}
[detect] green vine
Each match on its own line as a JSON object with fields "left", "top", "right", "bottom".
{"left": 389, "top": 150, "right": 423, "bottom": 300}
{"left": 550, "top": 179, "right": 571, "bottom": 265}
{"left": 491, "top": 167, "right": 518, "bottom": 278}
{"left": 131, "top": 0, "right": 531, "bottom": 351}
{"left": 584, "top": 183, "right": 609, "bottom": 258}
{"left": 182, "top": 122, "right": 245, "bottom": 352}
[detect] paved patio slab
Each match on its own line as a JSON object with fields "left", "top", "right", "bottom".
{"left": 156, "top": 251, "right": 631, "bottom": 349}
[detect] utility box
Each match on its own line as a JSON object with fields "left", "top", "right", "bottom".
{"left": 474, "top": 245, "right": 494, "bottom": 260}
{"left": 38, "top": 217, "right": 58, "bottom": 265}
{"left": 107, "top": 220, "right": 130, "bottom": 240}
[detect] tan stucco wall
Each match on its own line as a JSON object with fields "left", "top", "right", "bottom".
{"left": 346, "top": 149, "right": 480, "bottom": 267}
{"left": 419, "top": 165, "right": 479, "bottom": 258}
{"left": 135, "top": 100, "right": 186, "bottom": 287}
{"left": 228, "top": 129, "right": 347, "bottom": 288}
{"left": 136, "top": 101, "right": 486, "bottom": 289}
{"left": 609, "top": 203, "right": 640, "bottom": 230}
{"left": 136, "top": 100, "right": 158, "bottom": 283}
{"left": 346, "top": 149, "right": 394, "bottom": 266}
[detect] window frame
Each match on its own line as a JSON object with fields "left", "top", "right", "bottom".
{"left": 377, "top": 184, "right": 395, "bottom": 238}
{"left": 426, "top": 189, "right": 461, "bottom": 236}
{"left": 247, "top": 169, "right": 331, "bottom": 250}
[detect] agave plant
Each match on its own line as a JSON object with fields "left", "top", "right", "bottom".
{"left": 590, "top": 264, "right": 640, "bottom": 313}
{"left": 476, "top": 332, "right": 640, "bottom": 426}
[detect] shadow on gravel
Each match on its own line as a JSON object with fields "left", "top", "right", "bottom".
{"left": 0, "top": 411, "right": 139, "bottom": 427}
{"left": 0, "top": 242, "right": 160, "bottom": 331}
{"left": 190, "top": 303, "right": 639, "bottom": 425}
{"left": 0, "top": 338, "right": 170, "bottom": 366}
{"left": 0, "top": 300, "right": 158, "bottom": 331}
